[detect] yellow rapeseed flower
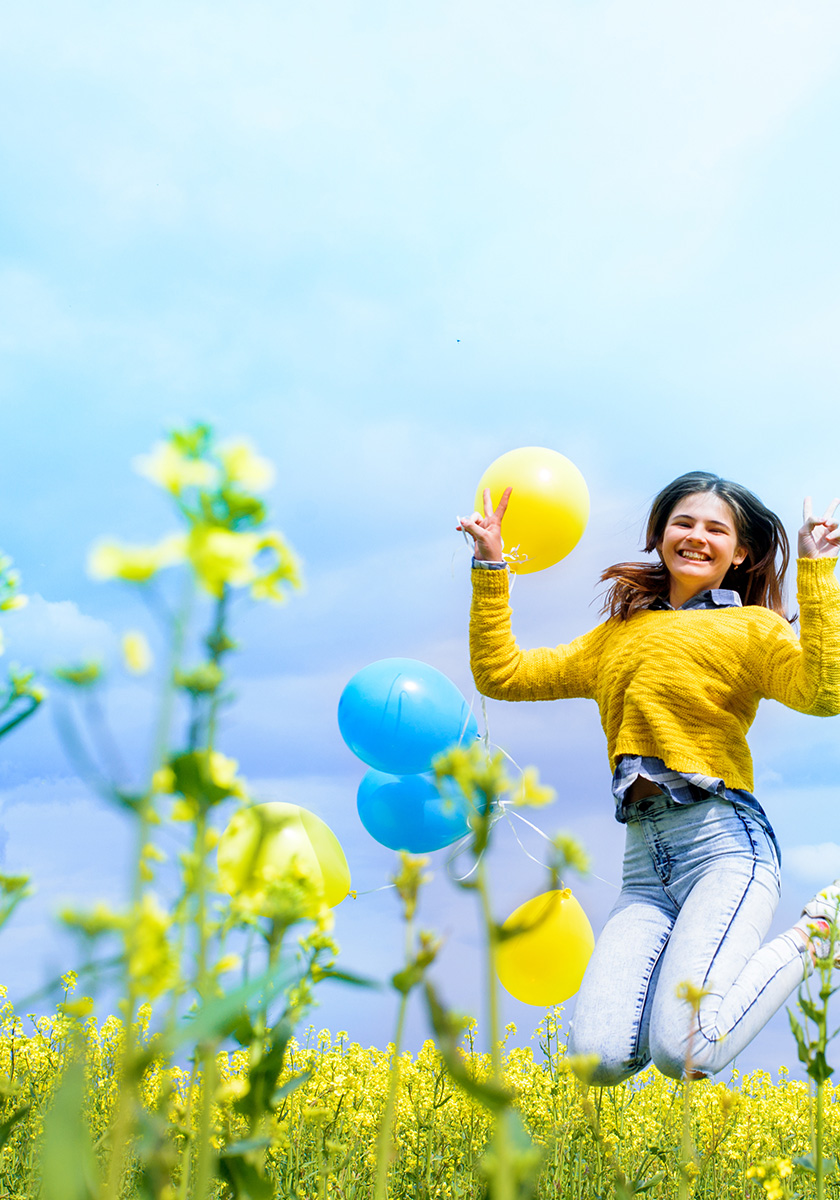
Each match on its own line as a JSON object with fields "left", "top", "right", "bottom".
{"left": 134, "top": 441, "right": 220, "bottom": 494}
{"left": 187, "top": 526, "right": 260, "bottom": 596}
{"left": 0, "top": 594, "right": 27, "bottom": 612}
{"left": 513, "top": 767, "right": 555, "bottom": 808}
{"left": 675, "top": 980, "right": 711, "bottom": 1011}
{"left": 152, "top": 766, "right": 176, "bottom": 794}
{"left": 219, "top": 439, "right": 275, "bottom": 491}
{"left": 126, "top": 893, "right": 177, "bottom": 999}
{"left": 553, "top": 832, "right": 590, "bottom": 875}
{"left": 122, "top": 630, "right": 152, "bottom": 674}
{"left": 171, "top": 797, "right": 199, "bottom": 822}
{"left": 59, "top": 997, "right": 95, "bottom": 1019}
{"left": 186, "top": 524, "right": 302, "bottom": 601}
{"left": 88, "top": 533, "right": 185, "bottom": 583}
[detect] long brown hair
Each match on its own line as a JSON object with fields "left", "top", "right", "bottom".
{"left": 600, "top": 471, "right": 791, "bottom": 621}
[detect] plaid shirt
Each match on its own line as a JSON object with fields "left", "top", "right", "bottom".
{"left": 612, "top": 587, "right": 781, "bottom": 864}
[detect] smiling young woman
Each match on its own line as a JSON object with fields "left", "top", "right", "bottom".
{"left": 458, "top": 470, "right": 840, "bottom": 1084}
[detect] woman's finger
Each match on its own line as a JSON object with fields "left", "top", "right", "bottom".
{"left": 495, "top": 486, "right": 513, "bottom": 521}
{"left": 458, "top": 510, "right": 488, "bottom": 535}
{"left": 803, "top": 496, "right": 813, "bottom": 524}
{"left": 820, "top": 498, "right": 840, "bottom": 523}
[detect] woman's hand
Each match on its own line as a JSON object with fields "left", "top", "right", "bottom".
{"left": 457, "top": 487, "right": 512, "bottom": 561}
{"left": 799, "top": 497, "right": 840, "bottom": 558}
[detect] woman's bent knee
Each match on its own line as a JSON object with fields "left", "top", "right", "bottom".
{"left": 650, "top": 1030, "right": 721, "bottom": 1080}
{"left": 567, "top": 1041, "right": 648, "bottom": 1087}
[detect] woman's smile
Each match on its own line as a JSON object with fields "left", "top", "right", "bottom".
{"left": 659, "top": 492, "right": 747, "bottom": 606}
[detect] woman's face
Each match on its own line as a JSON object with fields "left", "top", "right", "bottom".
{"left": 659, "top": 492, "right": 747, "bottom": 604}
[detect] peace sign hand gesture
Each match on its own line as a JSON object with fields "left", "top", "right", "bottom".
{"left": 457, "top": 487, "right": 512, "bottom": 562}
{"left": 799, "top": 497, "right": 840, "bottom": 559}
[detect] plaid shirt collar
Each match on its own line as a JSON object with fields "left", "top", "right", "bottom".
{"left": 650, "top": 588, "right": 742, "bottom": 612}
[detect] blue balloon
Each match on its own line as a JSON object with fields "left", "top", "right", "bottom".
{"left": 338, "top": 658, "right": 479, "bottom": 775}
{"left": 357, "top": 769, "right": 472, "bottom": 852}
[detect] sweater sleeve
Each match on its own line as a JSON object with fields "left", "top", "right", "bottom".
{"left": 756, "top": 557, "right": 840, "bottom": 716}
{"left": 469, "top": 567, "right": 608, "bottom": 702}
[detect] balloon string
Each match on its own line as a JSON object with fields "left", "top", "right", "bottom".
{"left": 348, "top": 885, "right": 397, "bottom": 899}
{"left": 481, "top": 695, "right": 491, "bottom": 754}
{"left": 500, "top": 802, "right": 549, "bottom": 838}
{"left": 499, "top": 804, "right": 552, "bottom": 872}
{"left": 459, "top": 692, "right": 478, "bottom": 747}
{"left": 444, "top": 798, "right": 508, "bottom": 883}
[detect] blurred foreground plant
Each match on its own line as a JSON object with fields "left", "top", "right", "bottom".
{"left": 0, "top": 552, "right": 42, "bottom": 941}
{"left": 785, "top": 906, "right": 840, "bottom": 1200}
{"left": 25, "top": 423, "right": 366, "bottom": 1200}
{"left": 0, "top": 549, "right": 43, "bottom": 742}
{"left": 420, "top": 742, "right": 589, "bottom": 1200}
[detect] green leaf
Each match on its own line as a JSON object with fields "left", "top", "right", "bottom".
{"left": 0, "top": 696, "right": 40, "bottom": 739}
{"left": 806, "top": 1049, "right": 835, "bottom": 1086}
{"left": 171, "top": 423, "right": 213, "bottom": 458}
{"left": 272, "top": 1069, "right": 312, "bottom": 1104}
{"left": 0, "top": 873, "right": 31, "bottom": 933}
{"left": 166, "top": 958, "right": 300, "bottom": 1052}
{"left": 220, "top": 1137, "right": 272, "bottom": 1156}
{"left": 218, "top": 1150, "right": 275, "bottom": 1200}
{"left": 794, "top": 1153, "right": 837, "bottom": 1174}
{"left": 316, "top": 966, "right": 379, "bottom": 989}
{"left": 799, "top": 996, "right": 822, "bottom": 1023}
{"left": 391, "top": 965, "right": 424, "bottom": 994}
{"left": 633, "top": 1175, "right": 667, "bottom": 1194}
{"left": 424, "top": 982, "right": 512, "bottom": 1115}
{"left": 168, "top": 749, "right": 239, "bottom": 808}
{"left": 206, "top": 630, "right": 239, "bottom": 657}
{"left": 234, "top": 1017, "right": 296, "bottom": 1122}
{"left": 175, "top": 663, "right": 224, "bottom": 695}
{"left": 52, "top": 662, "right": 102, "bottom": 688}
{"left": 0, "top": 1103, "right": 30, "bottom": 1150}
{"left": 40, "top": 1059, "right": 99, "bottom": 1200}
{"left": 222, "top": 490, "right": 267, "bottom": 530}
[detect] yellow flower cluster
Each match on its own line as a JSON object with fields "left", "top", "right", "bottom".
{"left": 747, "top": 1157, "right": 794, "bottom": 1199}
{"left": 0, "top": 994, "right": 833, "bottom": 1200}
{"left": 87, "top": 424, "right": 302, "bottom": 605}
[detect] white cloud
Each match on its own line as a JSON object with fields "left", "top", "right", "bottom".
{"left": 3, "top": 594, "right": 116, "bottom": 671}
{"left": 782, "top": 842, "right": 840, "bottom": 885}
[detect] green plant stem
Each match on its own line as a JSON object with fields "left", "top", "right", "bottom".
{"left": 105, "top": 577, "right": 195, "bottom": 1200}
{"left": 205, "top": 588, "right": 229, "bottom": 751}
{"left": 678, "top": 1076, "right": 692, "bottom": 1200}
{"left": 476, "top": 858, "right": 514, "bottom": 1200}
{"left": 373, "top": 908, "right": 415, "bottom": 1200}
{"left": 815, "top": 1077, "right": 825, "bottom": 1200}
{"left": 373, "top": 992, "right": 409, "bottom": 1200}
{"left": 192, "top": 810, "right": 216, "bottom": 1200}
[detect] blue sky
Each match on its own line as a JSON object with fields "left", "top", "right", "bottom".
{"left": 2, "top": 0, "right": 840, "bottom": 1077}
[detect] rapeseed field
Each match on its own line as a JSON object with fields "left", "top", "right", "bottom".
{"left": 0, "top": 989, "right": 830, "bottom": 1200}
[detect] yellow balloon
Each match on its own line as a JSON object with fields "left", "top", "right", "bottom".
{"left": 475, "top": 447, "right": 589, "bottom": 574}
{"left": 217, "top": 802, "right": 351, "bottom": 917}
{"left": 496, "top": 888, "right": 594, "bottom": 1006}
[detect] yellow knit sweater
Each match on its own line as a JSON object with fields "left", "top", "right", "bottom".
{"left": 470, "top": 557, "right": 840, "bottom": 791}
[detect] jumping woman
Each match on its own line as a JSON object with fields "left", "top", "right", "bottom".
{"left": 458, "top": 471, "right": 840, "bottom": 1083}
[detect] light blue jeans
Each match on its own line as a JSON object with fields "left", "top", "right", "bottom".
{"left": 568, "top": 794, "right": 810, "bottom": 1083}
